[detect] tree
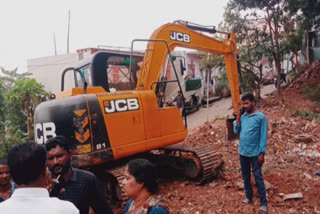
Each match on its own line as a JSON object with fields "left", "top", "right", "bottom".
{"left": 222, "top": 0, "right": 271, "bottom": 98}
{"left": 199, "top": 54, "right": 225, "bottom": 97}
{"left": 0, "top": 67, "right": 34, "bottom": 142}
{"left": 282, "top": 17, "right": 304, "bottom": 72}
{"left": 287, "top": 0, "right": 320, "bottom": 30}
{"left": 0, "top": 67, "right": 31, "bottom": 90}
{"left": 0, "top": 80, "right": 5, "bottom": 144}
{"left": 1, "top": 68, "right": 34, "bottom": 158}
{"left": 6, "top": 79, "right": 48, "bottom": 139}
{"left": 0, "top": 68, "right": 48, "bottom": 159}
{"left": 223, "top": 0, "right": 295, "bottom": 94}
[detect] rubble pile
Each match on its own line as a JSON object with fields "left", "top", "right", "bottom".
{"left": 157, "top": 74, "right": 320, "bottom": 213}
{"left": 291, "top": 61, "right": 320, "bottom": 88}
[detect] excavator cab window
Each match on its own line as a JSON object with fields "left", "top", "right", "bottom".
{"left": 70, "top": 52, "right": 143, "bottom": 92}
{"left": 156, "top": 53, "right": 186, "bottom": 110}
{"left": 107, "top": 56, "right": 143, "bottom": 91}
{"left": 75, "top": 66, "right": 92, "bottom": 87}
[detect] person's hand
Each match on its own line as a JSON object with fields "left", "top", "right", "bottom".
{"left": 258, "top": 153, "right": 265, "bottom": 165}
{"left": 46, "top": 174, "right": 60, "bottom": 191}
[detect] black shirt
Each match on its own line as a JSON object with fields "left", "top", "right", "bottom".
{"left": 54, "top": 168, "right": 113, "bottom": 214}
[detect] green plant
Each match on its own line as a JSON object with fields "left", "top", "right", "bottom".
{"left": 214, "top": 68, "right": 229, "bottom": 96}
{"left": 285, "top": 106, "right": 294, "bottom": 113}
{"left": 214, "top": 116, "right": 227, "bottom": 121}
{"left": 263, "top": 164, "right": 279, "bottom": 176}
{"left": 303, "top": 84, "right": 320, "bottom": 102}
{"left": 293, "top": 110, "right": 320, "bottom": 119}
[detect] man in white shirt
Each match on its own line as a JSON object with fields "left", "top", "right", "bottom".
{"left": 0, "top": 142, "right": 79, "bottom": 214}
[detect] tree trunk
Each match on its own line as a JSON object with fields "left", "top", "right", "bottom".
{"left": 206, "top": 69, "right": 210, "bottom": 122}
{"left": 256, "top": 65, "right": 263, "bottom": 100}
{"left": 275, "top": 58, "right": 281, "bottom": 94}
{"left": 265, "top": 7, "right": 282, "bottom": 95}
{"left": 26, "top": 100, "right": 32, "bottom": 139}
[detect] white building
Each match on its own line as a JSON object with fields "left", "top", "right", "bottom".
{"left": 28, "top": 48, "right": 222, "bottom": 98}
{"left": 27, "top": 53, "right": 79, "bottom": 93}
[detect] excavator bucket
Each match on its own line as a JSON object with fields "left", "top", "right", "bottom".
{"left": 226, "top": 115, "right": 239, "bottom": 141}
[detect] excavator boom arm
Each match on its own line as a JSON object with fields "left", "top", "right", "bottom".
{"left": 137, "top": 21, "right": 241, "bottom": 113}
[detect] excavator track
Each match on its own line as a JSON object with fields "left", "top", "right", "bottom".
{"left": 106, "top": 167, "right": 128, "bottom": 203}
{"left": 148, "top": 144, "right": 224, "bottom": 183}
{"left": 95, "top": 165, "right": 128, "bottom": 208}
{"left": 99, "top": 145, "right": 223, "bottom": 207}
{"left": 189, "top": 146, "right": 224, "bottom": 183}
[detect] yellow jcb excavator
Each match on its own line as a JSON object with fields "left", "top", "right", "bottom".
{"left": 34, "top": 20, "right": 241, "bottom": 204}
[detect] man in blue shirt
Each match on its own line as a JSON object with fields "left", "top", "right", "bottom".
{"left": 233, "top": 93, "right": 268, "bottom": 213}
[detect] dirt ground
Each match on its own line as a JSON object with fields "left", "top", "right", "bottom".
{"left": 157, "top": 64, "right": 320, "bottom": 213}
{"left": 115, "top": 62, "right": 320, "bottom": 214}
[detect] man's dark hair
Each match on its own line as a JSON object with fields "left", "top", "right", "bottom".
{"left": 241, "top": 93, "right": 255, "bottom": 102}
{"left": 7, "top": 142, "right": 47, "bottom": 185}
{"left": 0, "top": 159, "right": 7, "bottom": 165}
{"left": 127, "top": 159, "right": 158, "bottom": 194}
{"left": 45, "top": 135, "right": 70, "bottom": 152}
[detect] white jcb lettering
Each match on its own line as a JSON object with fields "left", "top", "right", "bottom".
{"left": 35, "top": 122, "right": 56, "bottom": 144}
{"left": 104, "top": 98, "right": 139, "bottom": 113}
{"left": 127, "top": 98, "right": 139, "bottom": 110}
{"left": 183, "top": 34, "right": 190, "bottom": 43}
{"left": 105, "top": 100, "right": 115, "bottom": 113}
{"left": 115, "top": 99, "right": 128, "bottom": 112}
{"left": 177, "top": 33, "right": 184, "bottom": 41}
{"left": 169, "top": 31, "right": 176, "bottom": 40}
{"left": 35, "top": 123, "right": 43, "bottom": 144}
{"left": 169, "top": 31, "right": 190, "bottom": 43}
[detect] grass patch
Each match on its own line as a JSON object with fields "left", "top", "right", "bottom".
{"left": 285, "top": 106, "right": 294, "bottom": 113}
{"left": 263, "top": 165, "right": 278, "bottom": 176}
{"left": 293, "top": 110, "right": 320, "bottom": 119}
{"left": 303, "top": 84, "right": 320, "bottom": 102}
{"left": 214, "top": 116, "right": 227, "bottom": 121}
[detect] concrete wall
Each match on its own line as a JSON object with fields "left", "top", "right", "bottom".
{"left": 27, "top": 53, "right": 79, "bottom": 93}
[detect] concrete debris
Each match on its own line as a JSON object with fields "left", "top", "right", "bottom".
{"left": 283, "top": 192, "right": 303, "bottom": 201}
{"left": 208, "top": 181, "right": 218, "bottom": 187}
{"left": 295, "top": 134, "right": 312, "bottom": 143}
{"left": 264, "top": 180, "right": 271, "bottom": 190}
{"left": 289, "top": 208, "right": 296, "bottom": 213}
{"left": 303, "top": 172, "right": 312, "bottom": 180}
{"left": 236, "top": 181, "right": 244, "bottom": 190}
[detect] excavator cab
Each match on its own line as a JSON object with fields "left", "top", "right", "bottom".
{"left": 60, "top": 51, "right": 144, "bottom": 93}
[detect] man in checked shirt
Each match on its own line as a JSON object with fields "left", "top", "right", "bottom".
{"left": 46, "top": 136, "right": 113, "bottom": 214}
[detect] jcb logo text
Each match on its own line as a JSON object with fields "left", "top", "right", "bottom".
{"left": 104, "top": 98, "right": 139, "bottom": 114}
{"left": 169, "top": 31, "right": 190, "bottom": 43}
{"left": 35, "top": 122, "right": 56, "bottom": 144}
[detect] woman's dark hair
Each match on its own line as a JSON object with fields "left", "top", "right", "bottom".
{"left": 241, "top": 93, "right": 255, "bottom": 102}
{"left": 7, "top": 142, "right": 47, "bottom": 185}
{"left": 127, "top": 159, "right": 158, "bottom": 194}
{"left": 45, "top": 135, "right": 70, "bottom": 152}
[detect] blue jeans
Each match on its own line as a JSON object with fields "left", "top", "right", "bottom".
{"left": 239, "top": 155, "right": 267, "bottom": 206}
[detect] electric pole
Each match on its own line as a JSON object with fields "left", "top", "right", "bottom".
{"left": 67, "top": 9, "right": 70, "bottom": 53}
